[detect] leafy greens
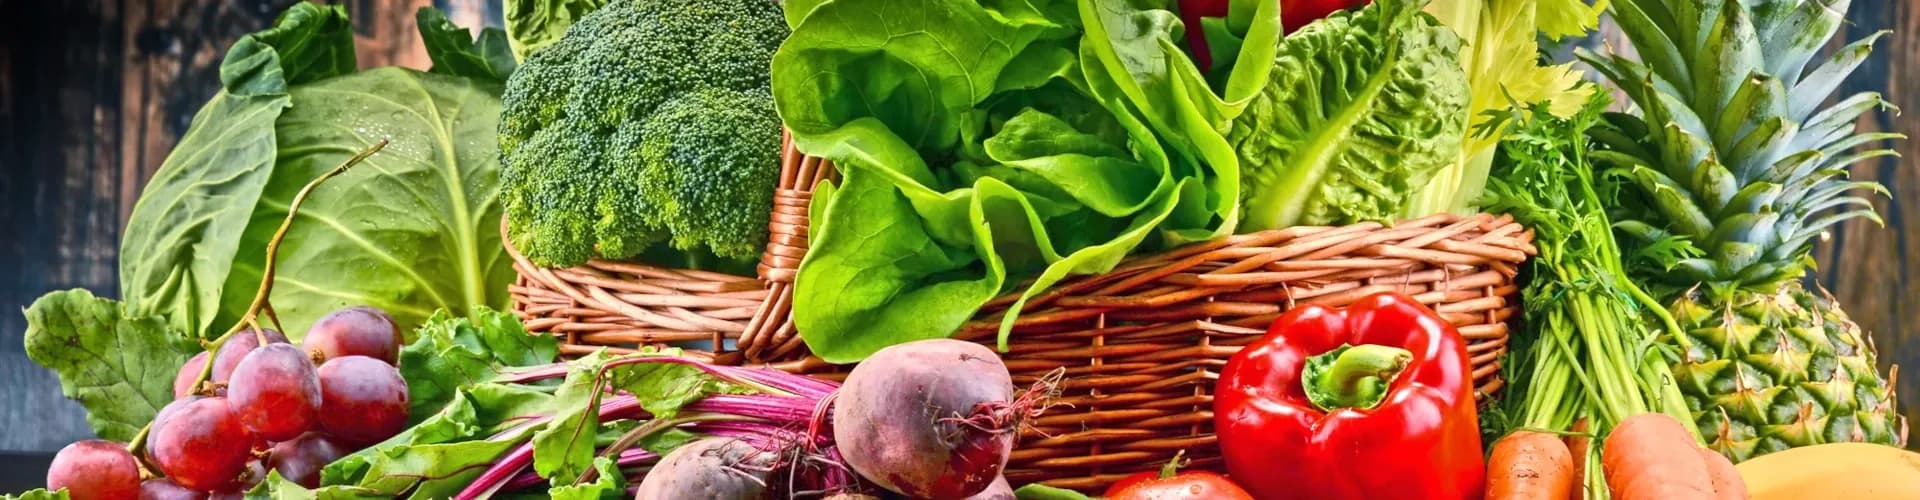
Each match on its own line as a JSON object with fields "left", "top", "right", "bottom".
{"left": 1402, "top": 0, "right": 1605, "bottom": 218}
{"left": 503, "top": 0, "right": 609, "bottom": 60}
{"left": 115, "top": 4, "right": 516, "bottom": 342}
{"left": 1228, "top": 0, "right": 1470, "bottom": 230}
{"left": 22, "top": 290, "right": 198, "bottom": 442}
{"left": 776, "top": 0, "right": 1280, "bottom": 362}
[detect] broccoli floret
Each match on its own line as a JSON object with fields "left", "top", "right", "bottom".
{"left": 637, "top": 88, "right": 783, "bottom": 261}
{"left": 498, "top": 0, "right": 788, "bottom": 268}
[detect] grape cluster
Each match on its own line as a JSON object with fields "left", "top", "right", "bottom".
{"left": 47, "top": 307, "right": 409, "bottom": 499}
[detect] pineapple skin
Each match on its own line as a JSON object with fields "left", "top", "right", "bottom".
{"left": 1668, "top": 281, "right": 1908, "bottom": 462}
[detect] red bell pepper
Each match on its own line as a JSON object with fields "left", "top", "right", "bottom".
{"left": 1213, "top": 293, "right": 1485, "bottom": 500}
{"left": 1178, "top": 0, "right": 1372, "bottom": 70}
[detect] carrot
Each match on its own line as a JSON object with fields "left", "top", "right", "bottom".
{"left": 1698, "top": 447, "right": 1745, "bottom": 500}
{"left": 1565, "top": 419, "right": 1589, "bottom": 500}
{"left": 1601, "top": 413, "right": 1718, "bottom": 500}
{"left": 1487, "top": 431, "right": 1576, "bottom": 500}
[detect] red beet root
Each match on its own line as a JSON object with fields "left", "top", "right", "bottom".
{"left": 833, "top": 339, "right": 1039, "bottom": 500}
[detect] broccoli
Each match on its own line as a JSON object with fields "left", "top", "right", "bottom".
{"left": 498, "top": 0, "right": 789, "bottom": 268}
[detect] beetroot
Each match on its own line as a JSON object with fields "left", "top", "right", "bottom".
{"left": 833, "top": 339, "right": 1030, "bottom": 499}
{"left": 632, "top": 438, "right": 775, "bottom": 499}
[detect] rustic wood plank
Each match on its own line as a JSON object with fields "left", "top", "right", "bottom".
{"left": 1810, "top": 0, "right": 1920, "bottom": 448}
{"left": 117, "top": 0, "right": 286, "bottom": 221}
{"left": 0, "top": 0, "right": 136, "bottom": 452}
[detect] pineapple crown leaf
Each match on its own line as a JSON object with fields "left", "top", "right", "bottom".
{"left": 1597, "top": 0, "right": 1899, "bottom": 289}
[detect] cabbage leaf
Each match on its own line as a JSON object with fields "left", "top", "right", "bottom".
{"left": 117, "top": 4, "right": 513, "bottom": 340}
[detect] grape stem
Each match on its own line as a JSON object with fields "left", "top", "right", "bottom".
{"left": 124, "top": 139, "right": 388, "bottom": 463}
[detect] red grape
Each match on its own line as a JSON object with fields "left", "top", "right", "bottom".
{"left": 139, "top": 478, "right": 207, "bottom": 500}
{"left": 147, "top": 397, "right": 255, "bottom": 491}
{"left": 173, "top": 352, "right": 210, "bottom": 398}
{"left": 316, "top": 355, "right": 409, "bottom": 446}
{"left": 211, "top": 329, "right": 288, "bottom": 384}
{"left": 304, "top": 307, "right": 401, "bottom": 365}
{"left": 47, "top": 440, "right": 140, "bottom": 500}
{"left": 210, "top": 460, "right": 266, "bottom": 495}
{"left": 267, "top": 433, "right": 346, "bottom": 488}
{"left": 228, "top": 343, "right": 321, "bottom": 441}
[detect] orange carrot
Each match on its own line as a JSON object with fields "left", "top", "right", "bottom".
{"left": 1565, "top": 419, "right": 1589, "bottom": 500}
{"left": 1487, "top": 430, "right": 1576, "bottom": 500}
{"left": 1698, "top": 447, "right": 1746, "bottom": 500}
{"left": 1601, "top": 413, "right": 1716, "bottom": 500}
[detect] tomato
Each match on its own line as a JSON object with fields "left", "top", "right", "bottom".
{"left": 1104, "top": 452, "right": 1256, "bottom": 500}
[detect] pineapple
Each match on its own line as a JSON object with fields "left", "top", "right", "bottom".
{"left": 1581, "top": 0, "right": 1908, "bottom": 461}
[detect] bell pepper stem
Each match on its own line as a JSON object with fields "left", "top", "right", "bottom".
{"left": 1303, "top": 344, "right": 1413, "bottom": 412}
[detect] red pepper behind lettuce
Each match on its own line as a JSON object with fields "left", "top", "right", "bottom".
{"left": 1179, "top": 0, "right": 1372, "bottom": 70}
{"left": 1214, "top": 293, "right": 1484, "bottom": 500}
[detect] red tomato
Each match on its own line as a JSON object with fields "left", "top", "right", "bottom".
{"left": 1106, "top": 469, "right": 1254, "bottom": 500}
{"left": 1104, "top": 453, "right": 1255, "bottom": 500}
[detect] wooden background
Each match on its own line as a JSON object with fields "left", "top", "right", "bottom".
{"left": 0, "top": 0, "right": 1915, "bottom": 454}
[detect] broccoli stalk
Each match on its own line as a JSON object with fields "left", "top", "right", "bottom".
{"left": 498, "top": 0, "right": 789, "bottom": 269}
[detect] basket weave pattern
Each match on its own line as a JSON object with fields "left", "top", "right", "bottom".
{"left": 936, "top": 213, "right": 1537, "bottom": 490}
{"left": 505, "top": 132, "right": 834, "bottom": 364}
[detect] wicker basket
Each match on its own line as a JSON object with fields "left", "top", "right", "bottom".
{"left": 505, "top": 134, "right": 1536, "bottom": 492}
{"left": 505, "top": 131, "right": 836, "bottom": 364}
{"left": 950, "top": 213, "right": 1533, "bottom": 489}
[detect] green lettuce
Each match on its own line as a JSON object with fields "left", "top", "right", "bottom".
{"left": 399, "top": 307, "right": 558, "bottom": 425}
{"left": 418, "top": 8, "right": 517, "bottom": 82}
{"left": 775, "top": 0, "right": 1278, "bottom": 362}
{"left": 1229, "top": 0, "right": 1470, "bottom": 230}
{"left": 116, "top": 4, "right": 514, "bottom": 341}
{"left": 503, "top": 0, "right": 609, "bottom": 59}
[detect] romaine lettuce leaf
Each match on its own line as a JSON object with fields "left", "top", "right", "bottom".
{"left": 1230, "top": 0, "right": 1470, "bottom": 229}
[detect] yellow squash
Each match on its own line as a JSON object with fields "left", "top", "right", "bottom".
{"left": 1735, "top": 443, "right": 1920, "bottom": 499}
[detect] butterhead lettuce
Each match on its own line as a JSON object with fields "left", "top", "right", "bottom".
{"left": 775, "top": 0, "right": 1279, "bottom": 362}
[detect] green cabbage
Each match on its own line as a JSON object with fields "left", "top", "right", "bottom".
{"left": 118, "top": 4, "right": 514, "bottom": 340}
{"left": 1229, "top": 0, "right": 1470, "bottom": 230}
